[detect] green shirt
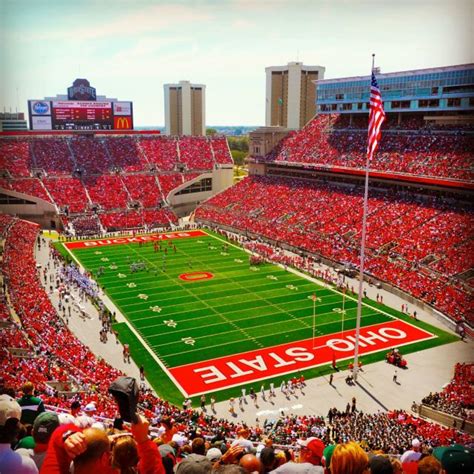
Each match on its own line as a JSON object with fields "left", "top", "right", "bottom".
{"left": 17, "top": 395, "right": 45, "bottom": 425}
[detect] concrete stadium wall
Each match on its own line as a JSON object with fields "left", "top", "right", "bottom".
{"left": 419, "top": 404, "right": 474, "bottom": 435}
{"left": 0, "top": 188, "right": 62, "bottom": 229}
{"left": 169, "top": 168, "right": 233, "bottom": 217}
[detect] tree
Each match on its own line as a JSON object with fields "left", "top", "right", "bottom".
{"left": 231, "top": 149, "right": 246, "bottom": 167}
{"left": 227, "top": 136, "right": 249, "bottom": 152}
{"left": 206, "top": 127, "right": 217, "bottom": 136}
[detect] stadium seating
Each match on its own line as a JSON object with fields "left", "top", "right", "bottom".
{"left": 32, "top": 138, "right": 74, "bottom": 175}
{"left": 83, "top": 175, "right": 130, "bottom": 210}
{"left": 262, "top": 114, "right": 474, "bottom": 182}
{"left": 43, "top": 177, "right": 90, "bottom": 213}
{"left": 70, "top": 136, "right": 112, "bottom": 173}
{"left": 142, "top": 208, "right": 177, "bottom": 227}
{"left": 121, "top": 174, "right": 162, "bottom": 208}
{"left": 0, "top": 139, "right": 32, "bottom": 177}
{"left": 2, "top": 218, "right": 123, "bottom": 415}
{"left": 421, "top": 362, "right": 474, "bottom": 421}
{"left": 0, "top": 134, "right": 233, "bottom": 235}
{"left": 0, "top": 177, "right": 52, "bottom": 203}
{"left": 100, "top": 208, "right": 177, "bottom": 231}
{"left": 68, "top": 214, "right": 102, "bottom": 235}
{"left": 138, "top": 136, "right": 178, "bottom": 171}
{"left": 99, "top": 210, "right": 144, "bottom": 230}
{"left": 158, "top": 173, "right": 184, "bottom": 199}
{"left": 178, "top": 136, "right": 215, "bottom": 170}
{"left": 104, "top": 136, "right": 147, "bottom": 172}
{"left": 196, "top": 175, "right": 474, "bottom": 323}
{"left": 211, "top": 136, "right": 233, "bottom": 165}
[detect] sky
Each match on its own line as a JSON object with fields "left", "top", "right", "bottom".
{"left": 1, "top": 0, "right": 473, "bottom": 126}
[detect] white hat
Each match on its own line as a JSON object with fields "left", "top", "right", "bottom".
{"left": 156, "top": 426, "right": 166, "bottom": 435}
{"left": 412, "top": 438, "right": 421, "bottom": 448}
{"left": 172, "top": 433, "right": 188, "bottom": 447}
{"left": 84, "top": 402, "right": 96, "bottom": 412}
{"left": 206, "top": 447, "right": 222, "bottom": 462}
{"left": 0, "top": 395, "right": 21, "bottom": 427}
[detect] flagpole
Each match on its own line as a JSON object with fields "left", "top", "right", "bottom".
{"left": 353, "top": 54, "right": 376, "bottom": 383}
{"left": 341, "top": 287, "right": 346, "bottom": 336}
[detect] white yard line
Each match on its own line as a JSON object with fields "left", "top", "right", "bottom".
{"left": 205, "top": 230, "right": 400, "bottom": 322}
{"left": 153, "top": 310, "right": 381, "bottom": 357}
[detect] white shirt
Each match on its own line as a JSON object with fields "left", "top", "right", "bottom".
{"left": 0, "top": 444, "right": 38, "bottom": 474}
{"left": 400, "top": 449, "right": 422, "bottom": 463}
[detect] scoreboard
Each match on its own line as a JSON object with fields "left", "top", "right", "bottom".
{"left": 28, "top": 99, "right": 133, "bottom": 131}
{"left": 52, "top": 101, "right": 113, "bottom": 129}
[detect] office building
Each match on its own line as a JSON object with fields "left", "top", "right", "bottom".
{"left": 164, "top": 81, "right": 206, "bottom": 136}
{"left": 0, "top": 112, "right": 28, "bottom": 131}
{"left": 265, "top": 62, "right": 325, "bottom": 129}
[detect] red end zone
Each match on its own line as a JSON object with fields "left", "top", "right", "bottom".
{"left": 64, "top": 230, "right": 207, "bottom": 249}
{"left": 169, "top": 319, "right": 435, "bottom": 396}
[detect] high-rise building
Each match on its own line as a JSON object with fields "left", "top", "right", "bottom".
{"left": 164, "top": 81, "right": 206, "bottom": 136}
{"left": 265, "top": 62, "right": 325, "bottom": 129}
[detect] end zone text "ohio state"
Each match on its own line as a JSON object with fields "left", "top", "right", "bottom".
{"left": 169, "top": 319, "right": 434, "bottom": 396}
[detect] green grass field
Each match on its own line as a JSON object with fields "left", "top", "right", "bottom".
{"left": 62, "top": 229, "right": 458, "bottom": 405}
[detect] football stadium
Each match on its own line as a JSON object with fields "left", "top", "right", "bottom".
{"left": 1, "top": 1, "right": 473, "bottom": 473}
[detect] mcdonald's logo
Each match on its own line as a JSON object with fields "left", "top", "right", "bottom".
{"left": 114, "top": 116, "right": 132, "bottom": 129}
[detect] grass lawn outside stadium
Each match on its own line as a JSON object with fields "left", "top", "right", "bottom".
{"left": 60, "top": 229, "right": 458, "bottom": 406}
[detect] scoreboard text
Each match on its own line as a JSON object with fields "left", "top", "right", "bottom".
{"left": 52, "top": 101, "right": 113, "bottom": 130}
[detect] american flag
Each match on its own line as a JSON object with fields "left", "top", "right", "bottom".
{"left": 367, "top": 71, "right": 385, "bottom": 161}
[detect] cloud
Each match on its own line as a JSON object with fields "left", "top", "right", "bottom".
{"left": 4, "top": 3, "right": 214, "bottom": 42}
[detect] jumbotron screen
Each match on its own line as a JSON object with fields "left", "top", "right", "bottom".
{"left": 52, "top": 101, "right": 113, "bottom": 130}
{"left": 28, "top": 99, "right": 133, "bottom": 131}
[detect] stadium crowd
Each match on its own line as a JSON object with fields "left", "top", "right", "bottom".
{"left": 261, "top": 114, "right": 474, "bottom": 182}
{"left": 0, "top": 215, "right": 472, "bottom": 474}
{"left": 0, "top": 134, "right": 232, "bottom": 235}
{"left": 421, "top": 363, "right": 473, "bottom": 421}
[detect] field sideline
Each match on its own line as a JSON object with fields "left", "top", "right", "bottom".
{"left": 61, "top": 229, "right": 458, "bottom": 404}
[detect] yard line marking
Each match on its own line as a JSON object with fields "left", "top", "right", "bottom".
{"left": 121, "top": 290, "right": 340, "bottom": 313}
{"left": 204, "top": 229, "right": 400, "bottom": 323}
{"left": 136, "top": 303, "right": 360, "bottom": 332}
{"left": 154, "top": 311, "right": 381, "bottom": 358}
{"left": 123, "top": 240, "right": 264, "bottom": 352}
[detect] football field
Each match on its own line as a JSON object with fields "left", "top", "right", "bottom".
{"left": 62, "top": 229, "right": 456, "bottom": 404}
